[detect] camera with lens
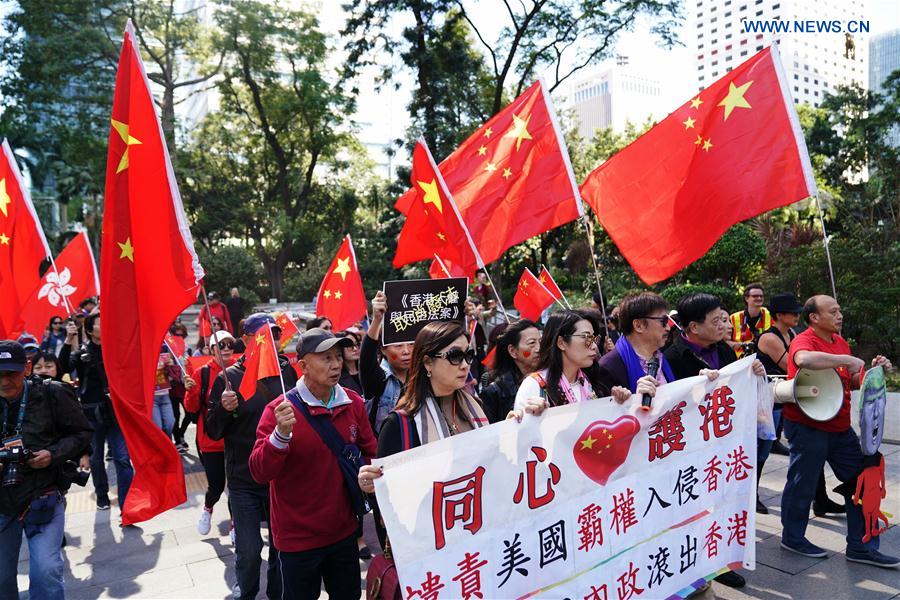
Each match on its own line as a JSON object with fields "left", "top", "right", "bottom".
{"left": 0, "top": 445, "right": 33, "bottom": 487}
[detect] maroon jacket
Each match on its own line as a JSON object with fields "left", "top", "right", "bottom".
{"left": 249, "top": 381, "right": 377, "bottom": 552}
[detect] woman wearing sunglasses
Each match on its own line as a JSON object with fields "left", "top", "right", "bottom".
{"left": 511, "top": 310, "right": 609, "bottom": 416}
{"left": 183, "top": 330, "right": 237, "bottom": 539}
{"left": 40, "top": 316, "right": 67, "bottom": 356}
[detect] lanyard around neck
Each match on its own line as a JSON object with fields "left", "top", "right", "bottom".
{"left": 2, "top": 381, "right": 29, "bottom": 438}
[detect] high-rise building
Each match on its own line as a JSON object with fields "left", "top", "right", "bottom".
{"left": 569, "top": 62, "right": 666, "bottom": 140}
{"left": 870, "top": 28, "right": 900, "bottom": 93}
{"left": 691, "top": 0, "right": 869, "bottom": 107}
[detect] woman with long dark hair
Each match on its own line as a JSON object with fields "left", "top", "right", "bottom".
{"left": 40, "top": 316, "right": 67, "bottom": 356}
{"left": 480, "top": 319, "right": 541, "bottom": 423}
{"left": 513, "top": 310, "right": 610, "bottom": 412}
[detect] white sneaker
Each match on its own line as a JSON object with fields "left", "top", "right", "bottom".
{"left": 197, "top": 507, "right": 212, "bottom": 536}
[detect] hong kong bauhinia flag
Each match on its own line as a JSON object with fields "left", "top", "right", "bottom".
{"left": 0, "top": 139, "right": 52, "bottom": 339}
{"left": 396, "top": 79, "right": 583, "bottom": 266}
{"left": 20, "top": 231, "right": 99, "bottom": 334}
{"left": 394, "top": 140, "right": 484, "bottom": 276}
{"left": 580, "top": 46, "right": 817, "bottom": 284}
{"left": 100, "top": 22, "right": 204, "bottom": 525}
{"left": 316, "top": 235, "right": 367, "bottom": 332}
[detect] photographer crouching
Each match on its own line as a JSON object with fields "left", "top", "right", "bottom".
{"left": 0, "top": 340, "right": 93, "bottom": 599}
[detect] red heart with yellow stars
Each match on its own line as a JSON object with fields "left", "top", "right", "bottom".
{"left": 573, "top": 416, "right": 641, "bottom": 485}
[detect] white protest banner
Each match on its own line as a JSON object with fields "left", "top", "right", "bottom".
{"left": 373, "top": 357, "right": 758, "bottom": 600}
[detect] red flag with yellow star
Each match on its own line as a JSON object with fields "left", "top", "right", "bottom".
{"left": 396, "top": 80, "right": 582, "bottom": 266}
{"left": 393, "top": 140, "right": 483, "bottom": 276}
{"left": 316, "top": 235, "right": 367, "bottom": 331}
{"left": 239, "top": 323, "right": 282, "bottom": 399}
{"left": 538, "top": 265, "right": 565, "bottom": 303}
{"left": 100, "top": 22, "right": 204, "bottom": 525}
{"left": 580, "top": 46, "right": 816, "bottom": 284}
{"left": 513, "top": 268, "right": 557, "bottom": 322}
{"left": 274, "top": 310, "right": 300, "bottom": 351}
{"left": 0, "top": 139, "right": 53, "bottom": 339}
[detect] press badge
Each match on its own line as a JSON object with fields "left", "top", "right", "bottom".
{"left": 2, "top": 435, "right": 24, "bottom": 450}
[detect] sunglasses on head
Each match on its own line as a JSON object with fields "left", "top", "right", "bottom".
{"left": 431, "top": 347, "right": 476, "bottom": 366}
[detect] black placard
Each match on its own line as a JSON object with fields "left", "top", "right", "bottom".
{"left": 381, "top": 278, "right": 468, "bottom": 346}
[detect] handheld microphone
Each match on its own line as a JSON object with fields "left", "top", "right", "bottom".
{"left": 641, "top": 358, "right": 659, "bottom": 411}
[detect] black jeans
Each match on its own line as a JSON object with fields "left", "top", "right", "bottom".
{"left": 230, "top": 486, "right": 281, "bottom": 600}
{"left": 200, "top": 451, "right": 228, "bottom": 511}
{"left": 279, "top": 534, "right": 360, "bottom": 600}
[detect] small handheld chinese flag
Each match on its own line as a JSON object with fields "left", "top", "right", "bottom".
{"left": 316, "top": 235, "right": 367, "bottom": 332}
{"left": 537, "top": 266, "right": 565, "bottom": 303}
{"left": 274, "top": 310, "right": 300, "bottom": 351}
{"left": 164, "top": 332, "right": 186, "bottom": 360}
{"left": 0, "top": 139, "right": 52, "bottom": 339}
{"left": 100, "top": 21, "right": 204, "bottom": 525}
{"left": 396, "top": 79, "right": 582, "bottom": 266}
{"left": 239, "top": 324, "right": 282, "bottom": 399}
{"left": 20, "top": 230, "right": 99, "bottom": 335}
{"left": 514, "top": 268, "right": 557, "bottom": 322}
{"left": 580, "top": 46, "right": 816, "bottom": 284}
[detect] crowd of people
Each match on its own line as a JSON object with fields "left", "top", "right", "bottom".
{"left": 0, "top": 278, "right": 896, "bottom": 599}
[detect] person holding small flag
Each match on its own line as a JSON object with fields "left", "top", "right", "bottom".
{"left": 249, "top": 327, "right": 376, "bottom": 599}
{"left": 206, "top": 313, "right": 298, "bottom": 600}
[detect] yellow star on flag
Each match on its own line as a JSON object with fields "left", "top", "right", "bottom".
{"left": 717, "top": 80, "right": 753, "bottom": 121}
{"left": 504, "top": 113, "right": 533, "bottom": 151}
{"left": 437, "top": 232, "right": 446, "bottom": 241}
{"left": 0, "top": 179, "right": 10, "bottom": 217}
{"left": 118, "top": 237, "right": 135, "bottom": 262}
{"left": 111, "top": 119, "right": 142, "bottom": 174}
{"left": 683, "top": 116, "right": 696, "bottom": 130}
{"left": 702, "top": 138, "right": 713, "bottom": 152}
{"left": 521, "top": 278, "right": 529, "bottom": 288}
{"left": 580, "top": 435, "right": 596, "bottom": 450}
{"left": 324, "top": 290, "right": 332, "bottom": 299}
{"left": 485, "top": 162, "right": 497, "bottom": 173}
{"left": 694, "top": 135, "right": 703, "bottom": 146}
{"left": 335, "top": 290, "right": 343, "bottom": 300}
{"left": 502, "top": 168, "right": 512, "bottom": 180}
{"left": 332, "top": 257, "right": 352, "bottom": 281}
{"left": 483, "top": 127, "right": 493, "bottom": 138}
{"left": 690, "top": 96, "right": 703, "bottom": 109}
{"left": 477, "top": 146, "right": 487, "bottom": 156}
{"left": 417, "top": 178, "right": 443, "bottom": 214}
{"left": 255, "top": 333, "right": 265, "bottom": 345}
{"left": 0, "top": 232, "right": 8, "bottom": 245}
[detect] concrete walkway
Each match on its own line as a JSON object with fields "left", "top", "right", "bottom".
{"left": 15, "top": 430, "right": 900, "bottom": 599}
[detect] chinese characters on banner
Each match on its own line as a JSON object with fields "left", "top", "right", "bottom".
{"left": 382, "top": 277, "right": 467, "bottom": 345}
{"left": 373, "top": 358, "right": 758, "bottom": 600}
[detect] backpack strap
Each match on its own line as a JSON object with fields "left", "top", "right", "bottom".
{"left": 395, "top": 409, "right": 412, "bottom": 451}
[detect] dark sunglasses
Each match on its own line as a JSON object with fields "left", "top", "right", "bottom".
{"left": 644, "top": 316, "right": 671, "bottom": 328}
{"left": 217, "top": 341, "right": 235, "bottom": 350}
{"left": 51, "top": 320, "right": 63, "bottom": 325}
{"left": 431, "top": 347, "right": 476, "bottom": 366}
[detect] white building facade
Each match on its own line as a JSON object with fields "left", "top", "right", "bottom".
{"left": 569, "top": 63, "right": 665, "bottom": 140}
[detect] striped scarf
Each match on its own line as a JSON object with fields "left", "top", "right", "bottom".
{"left": 414, "top": 390, "right": 488, "bottom": 445}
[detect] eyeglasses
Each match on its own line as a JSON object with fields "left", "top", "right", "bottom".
{"left": 566, "top": 332, "right": 599, "bottom": 347}
{"left": 431, "top": 348, "right": 476, "bottom": 366}
{"left": 51, "top": 320, "right": 62, "bottom": 325}
{"left": 644, "top": 316, "right": 672, "bottom": 328}
{"left": 217, "top": 342, "right": 234, "bottom": 350}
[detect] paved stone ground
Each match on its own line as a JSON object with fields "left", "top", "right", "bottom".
{"left": 14, "top": 429, "right": 900, "bottom": 599}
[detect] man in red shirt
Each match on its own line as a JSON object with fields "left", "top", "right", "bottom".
{"left": 249, "top": 327, "right": 377, "bottom": 598}
{"left": 780, "top": 295, "right": 896, "bottom": 568}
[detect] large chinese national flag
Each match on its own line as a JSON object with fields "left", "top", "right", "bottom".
{"left": 20, "top": 231, "right": 100, "bottom": 334}
{"left": 396, "top": 79, "right": 582, "bottom": 265}
{"left": 239, "top": 324, "right": 281, "bottom": 399}
{"left": 100, "top": 22, "right": 204, "bottom": 525}
{"left": 316, "top": 235, "right": 367, "bottom": 332}
{"left": 513, "top": 268, "right": 557, "bottom": 322}
{"left": 580, "top": 46, "right": 816, "bottom": 284}
{"left": 0, "top": 139, "right": 52, "bottom": 339}
{"left": 394, "top": 140, "right": 482, "bottom": 276}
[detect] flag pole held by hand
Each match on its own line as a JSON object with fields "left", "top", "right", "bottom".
{"left": 200, "top": 282, "right": 233, "bottom": 393}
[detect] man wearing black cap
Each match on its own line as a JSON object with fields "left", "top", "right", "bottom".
{"left": 206, "top": 313, "right": 298, "bottom": 600}
{"left": 250, "top": 327, "right": 377, "bottom": 599}
{"left": 0, "top": 341, "right": 92, "bottom": 598}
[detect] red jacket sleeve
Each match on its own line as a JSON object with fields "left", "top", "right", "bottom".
{"left": 183, "top": 365, "right": 203, "bottom": 413}
{"left": 249, "top": 400, "right": 291, "bottom": 484}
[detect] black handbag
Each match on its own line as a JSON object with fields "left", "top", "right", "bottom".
{"left": 286, "top": 389, "right": 371, "bottom": 518}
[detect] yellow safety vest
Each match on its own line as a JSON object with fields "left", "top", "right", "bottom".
{"left": 730, "top": 308, "right": 772, "bottom": 357}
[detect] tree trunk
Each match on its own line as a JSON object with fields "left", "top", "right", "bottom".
{"left": 265, "top": 261, "right": 283, "bottom": 302}
{"left": 161, "top": 85, "right": 177, "bottom": 158}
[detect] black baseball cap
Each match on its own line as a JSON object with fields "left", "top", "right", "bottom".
{"left": 297, "top": 328, "right": 353, "bottom": 358}
{"left": 0, "top": 341, "right": 27, "bottom": 373}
